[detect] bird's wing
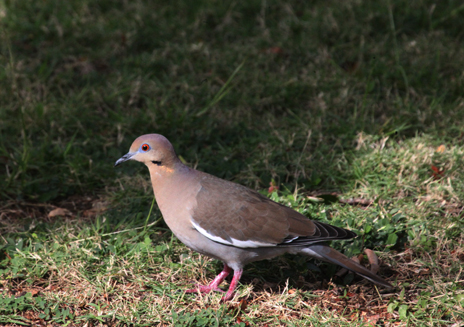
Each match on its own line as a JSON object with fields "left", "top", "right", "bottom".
{"left": 191, "top": 173, "right": 356, "bottom": 248}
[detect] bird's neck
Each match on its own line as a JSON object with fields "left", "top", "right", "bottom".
{"left": 147, "top": 162, "right": 200, "bottom": 220}
{"left": 148, "top": 161, "right": 192, "bottom": 199}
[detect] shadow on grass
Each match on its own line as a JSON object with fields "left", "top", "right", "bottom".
{"left": 1, "top": 0, "right": 464, "bottom": 324}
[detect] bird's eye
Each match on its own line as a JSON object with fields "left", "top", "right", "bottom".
{"left": 141, "top": 144, "right": 150, "bottom": 151}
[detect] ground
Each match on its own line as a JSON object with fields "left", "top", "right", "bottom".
{"left": 1, "top": 0, "right": 464, "bottom": 325}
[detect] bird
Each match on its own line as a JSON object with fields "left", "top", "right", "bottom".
{"left": 115, "top": 134, "right": 392, "bottom": 301}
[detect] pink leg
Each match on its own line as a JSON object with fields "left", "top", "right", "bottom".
{"left": 221, "top": 268, "right": 243, "bottom": 302}
{"left": 185, "top": 264, "right": 232, "bottom": 294}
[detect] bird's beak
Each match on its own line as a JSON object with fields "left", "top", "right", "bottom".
{"left": 114, "top": 152, "right": 135, "bottom": 167}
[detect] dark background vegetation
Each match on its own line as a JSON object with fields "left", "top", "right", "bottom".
{"left": 1, "top": 0, "right": 463, "bottom": 325}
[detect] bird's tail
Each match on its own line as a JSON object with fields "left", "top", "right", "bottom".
{"left": 301, "top": 245, "right": 393, "bottom": 288}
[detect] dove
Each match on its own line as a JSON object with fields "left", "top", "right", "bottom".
{"left": 115, "top": 134, "right": 392, "bottom": 301}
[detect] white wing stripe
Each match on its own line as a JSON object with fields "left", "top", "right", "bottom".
{"left": 191, "top": 220, "right": 274, "bottom": 248}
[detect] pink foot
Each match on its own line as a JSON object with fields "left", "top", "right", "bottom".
{"left": 185, "top": 285, "right": 225, "bottom": 293}
{"left": 220, "top": 269, "right": 243, "bottom": 302}
{"left": 185, "top": 265, "right": 244, "bottom": 302}
{"left": 186, "top": 264, "right": 232, "bottom": 295}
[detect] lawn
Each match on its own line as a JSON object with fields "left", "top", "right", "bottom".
{"left": 1, "top": 0, "right": 463, "bottom": 325}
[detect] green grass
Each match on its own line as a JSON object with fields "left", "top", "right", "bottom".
{"left": 1, "top": 0, "right": 464, "bottom": 325}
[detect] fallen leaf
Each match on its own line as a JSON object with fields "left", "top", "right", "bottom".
{"left": 45, "top": 284, "right": 58, "bottom": 291}
{"left": 364, "top": 249, "right": 380, "bottom": 274}
{"left": 238, "top": 298, "right": 248, "bottom": 311}
{"left": 48, "top": 208, "right": 72, "bottom": 218}
{"left": 431, "top": 165, "right": 445, "bottom": 180}
{"left": 436, "top": 144, "right": 445, "bottom": 153}
{"left": 419, "top": 268, "right": 430, "bottom": 275}
{"left": 83, "top": 200, "right": 108, "bottom": 217}
{"left": 29, "top": 288, "right": 40, "bottom": 296}
{"left": 264, "top": 47, "right": 284, "bottom": 55}
{"left": 364, "top": 313, "right": 380, "bottom": 326}
{"left": 340, "top": 61, "right": 360, "bottom": 73}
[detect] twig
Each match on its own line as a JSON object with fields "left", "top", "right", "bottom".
{"left": 70, "top": 218, "right": 162, "bottom": 243}
{"left": 364, "top": 249, "right": 380, "bottom": 274}
{"left": 339, "top": 198, "right": 373, "bottom": 206}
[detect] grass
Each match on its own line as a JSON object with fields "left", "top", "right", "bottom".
{"left": 1, "top": 0, "right": 463, "bottom": 325}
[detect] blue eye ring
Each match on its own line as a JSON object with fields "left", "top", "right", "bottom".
{"left": 141, "top": 144, "right": 150, "bottom": 151}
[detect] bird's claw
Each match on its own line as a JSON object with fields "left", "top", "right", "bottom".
{"left": 220, "top": 292, "right": 235, "bottom": 303}
{"left": 185, "top": 285, "right": 226, "bottom": 294}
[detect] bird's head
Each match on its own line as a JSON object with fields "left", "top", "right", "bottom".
{"left": 114, "top": 134, "right": 179, "bottom": 168}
